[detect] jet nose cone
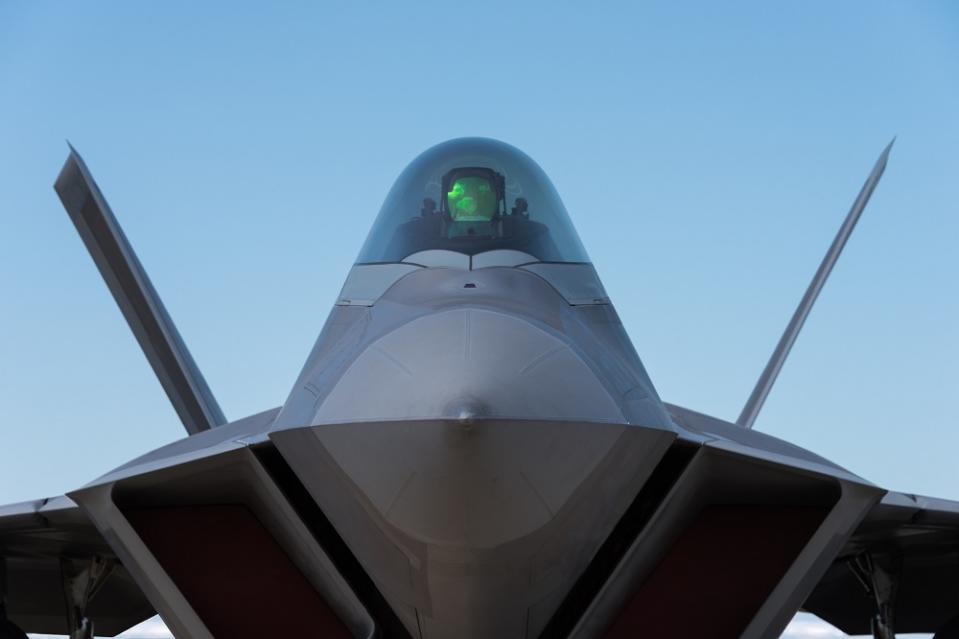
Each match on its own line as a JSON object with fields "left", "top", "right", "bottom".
{"left": 271, "top": 308, "right": 677, "bottom": 637}
{"left": 310, "top": 307, "right": 627, "bottom": 425}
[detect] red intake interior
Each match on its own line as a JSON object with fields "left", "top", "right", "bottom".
{"left": 603, "top": 505, "right": 827, "bottom": 639}
{"left": 126, "top": 504, "right": 352, "bottom": 638}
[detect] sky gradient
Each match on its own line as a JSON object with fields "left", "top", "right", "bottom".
{"left": 2, "top": 2, "right": 957, "bottom": 637}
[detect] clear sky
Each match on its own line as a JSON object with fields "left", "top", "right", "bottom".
{"left": 2, "top": 2, "right": 956, "bottom": 638}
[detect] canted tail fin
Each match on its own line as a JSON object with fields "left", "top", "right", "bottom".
{"left": 54, "top": 145, "right": 226, "bottom": 435}
{"left": 737, "top": 139, "right": 895, "bottom": 429}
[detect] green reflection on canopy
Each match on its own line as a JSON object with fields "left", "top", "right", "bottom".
{"left": 447, "top": 177, "right": 496, "bottom": 221}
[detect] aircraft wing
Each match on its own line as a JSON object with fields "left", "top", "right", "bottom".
{"left": 803, "top": 490, "right": 959, "bottom": 635}
{"left": 0, "top": 495, "right": 154, "bottom": 636}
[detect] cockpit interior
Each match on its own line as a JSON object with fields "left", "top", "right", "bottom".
{"left": 341, "top": 138, "right": 608, "bottom": 307}
{"left": 356, "top": 138, "right": 590, "bottom": 266}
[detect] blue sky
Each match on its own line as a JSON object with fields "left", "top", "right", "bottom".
{"left": 2, "top": 2, "right": 956, "bottom": 637}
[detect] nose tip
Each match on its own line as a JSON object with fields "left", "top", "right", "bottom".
{"left": 448, "top": 398, "right": 484, "bottom": 424}
{"left": 311, "top": 307, "right": 626, "bottom": 425}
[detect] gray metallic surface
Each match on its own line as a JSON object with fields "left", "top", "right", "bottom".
{"left": 312, "top": 306, "right": 622, "bottom": 423}
{"left": 737, "top": 139, "right": 894, "bottom": 428}
{"left": 272, "top": 420, "right": 675, "bottom": 639}
{"left": 666, "top": 402, "right": 852, "bottom": 474}
{"left": 339, "top": 257, "right": 608, "bottom": 308}
{"left": 470, "top": 249, "right": 538, "bottom": 268}
{"left": 276, "top": 267, "right": 671, "bottom": 430}
{"left": 401, "top": 250, "right": 470, "bottom": 269}
{"left": 107, "top": 407, "right": 279, "bottom": 475}
{"left": 338, "top": 264, "right": 422, "bottom": 306}
{"left": 53, "top": 147, "right": 226, "bottom": 435}
{"left": 518, "top": 263, "right": 609, "bottom": 305}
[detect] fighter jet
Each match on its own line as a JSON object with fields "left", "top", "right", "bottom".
{"left": 1, "top": 138, "right": 956, "bottom": 639}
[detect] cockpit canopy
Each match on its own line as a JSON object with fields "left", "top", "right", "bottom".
{"left": 357, "top": 138, "right": 590, "bottom": 264}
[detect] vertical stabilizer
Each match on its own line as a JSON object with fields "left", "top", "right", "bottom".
{"left": 54, "top": 146, "right": 226, "bottom": 435}
{"left": 737, "top": 139, "right": 894, "bottom": 429}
